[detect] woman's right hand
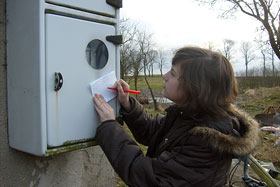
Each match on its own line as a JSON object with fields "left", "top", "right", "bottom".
{"left": 114, "top": 79, "right": 131, "bottom": 111}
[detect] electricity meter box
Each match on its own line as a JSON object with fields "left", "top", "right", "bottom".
{"left": 7, "top": 0, "right": 122, "bottom": 156}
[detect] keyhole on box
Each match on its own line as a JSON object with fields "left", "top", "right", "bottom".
{"left": 86, "top": 39, "right": 108, "bottom": 69}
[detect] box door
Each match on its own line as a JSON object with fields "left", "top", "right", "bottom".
{"left": 45, "top": 14, "right": 117, "bottom": 147}
{"left": 46, "top": 0, "right": 116, "bottom": 17}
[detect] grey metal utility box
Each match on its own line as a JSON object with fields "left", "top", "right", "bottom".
{"left": 7, "top": 0, "right": 121, "bottom": 156}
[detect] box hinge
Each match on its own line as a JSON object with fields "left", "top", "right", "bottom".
{"left": 106, "top": 35, "right": 123, "bottom": 45}
{"left": 106, "top": 0, "right": 122, "bottom": 9}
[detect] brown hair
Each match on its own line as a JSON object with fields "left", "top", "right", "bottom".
{"left": 172, "top": 46, "right": 238, "bottom": 120}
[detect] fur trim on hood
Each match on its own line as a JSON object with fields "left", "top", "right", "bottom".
{"left": 189, "top": 106, "right": 260, "bottom": 156}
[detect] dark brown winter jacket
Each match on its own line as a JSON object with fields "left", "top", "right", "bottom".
{"left": 95, "top": 97, "right": 259, "bottom": 187}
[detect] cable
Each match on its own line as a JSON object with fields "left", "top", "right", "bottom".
{"left": 229, "top": 158, "right": 242, "bottom": 185}
{"left": 243, "top": 156, "right": 249, "bottom": 179}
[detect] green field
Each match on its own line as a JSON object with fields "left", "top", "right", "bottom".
{"left": 125, "top": 75, "right": 164, "bottom": 91}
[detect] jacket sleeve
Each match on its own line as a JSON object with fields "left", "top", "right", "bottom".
{"left": 95, "top": 120, "right": 219, "bottom": 187}
{"left": 120, "top": 96, "right": 165, "bottom": 146}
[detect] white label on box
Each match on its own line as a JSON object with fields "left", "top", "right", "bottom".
{"left": 90, "top": 71, "right": 117, "bottom": 102}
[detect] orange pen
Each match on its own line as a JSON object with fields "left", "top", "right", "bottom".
{"left": 107, "top": 87, "right": 141, "bottom": 95}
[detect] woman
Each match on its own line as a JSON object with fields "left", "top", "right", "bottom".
{"left": 93, "top": 46, "right": 259, "bottom": 187}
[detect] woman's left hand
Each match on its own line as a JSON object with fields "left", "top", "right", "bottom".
{"left": 93, "top": 93, "right": 115, "bottom": 122}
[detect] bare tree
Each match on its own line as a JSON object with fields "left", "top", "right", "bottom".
{"left": 256, "top": 36, "right": 278, "bottom": 77}
{"left": 120, "top": 19, "right": 138, "bottom": 79}
{"left": 256, "top": 39, "right": 269, "bottom": 77}
{"left": 220, "top": 39, "right": 235, "bottom": 61}
{"left": 268, "top": 47, "right": 276, "bottom": 76}
{"left": 196, "top": 0, "right": 280, "bottom": 59}
{"left": 120, "top": 19, "right": 160, "bottom": 110}
{"left": 260, "top": 47, "right": 267, "bottom": 77}
{"left": 157, "top": 49, "right": 167, "bottom": 77}
{"left": 147, "top": 50, "right": 157, "bottom": 77}
{"left": 137, "top": 31, "right": 160, "bottom": 111}
{"left": 241, "top": 41, "right": 256, "bottom": 77}
{"left": 204, "top": 41, "right": 217, "bottom": 51}
{"left": 131, "top": 49, "right": 143, "bottom": 92}
{"left": 119, "top": 19, "right": 145, "bottom": 92}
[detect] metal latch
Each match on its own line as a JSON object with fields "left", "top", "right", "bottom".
{"left": 106, "top": 35, "right": 123, "bottom": 45}
{"left": 54, "top": 72, "right": 63, "bottom": 91}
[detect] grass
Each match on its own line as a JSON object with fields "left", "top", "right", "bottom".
{"left": 237, "top": 87, "right": 280, "bottom": 171}
{"left": 238, "top": 87, "right": 280, "bottom": 116}
{"left": 125, "top": 75, "right": 164, "bottom": 91}
{"left": 253, "top": 131, "right": 280, "bottom": 168}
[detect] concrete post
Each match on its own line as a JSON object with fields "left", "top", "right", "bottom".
{"left": 0, "top": 0, "right": 116, "bottom": 186}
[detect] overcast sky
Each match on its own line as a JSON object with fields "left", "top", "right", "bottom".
{"left": 120, "top": 0, "right": 261, "bottom": 73}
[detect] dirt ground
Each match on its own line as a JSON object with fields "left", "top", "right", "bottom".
{"left": 229, "top": 87, "right": 280, "bottom": 186}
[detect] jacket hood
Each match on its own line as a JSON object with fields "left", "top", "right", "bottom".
{"left": 189, "top": 105, "right": 260, "bottom": 157}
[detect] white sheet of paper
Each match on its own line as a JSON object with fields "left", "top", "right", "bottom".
{"left": 89, "top": 71, "right": 117, "bottom": 102}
